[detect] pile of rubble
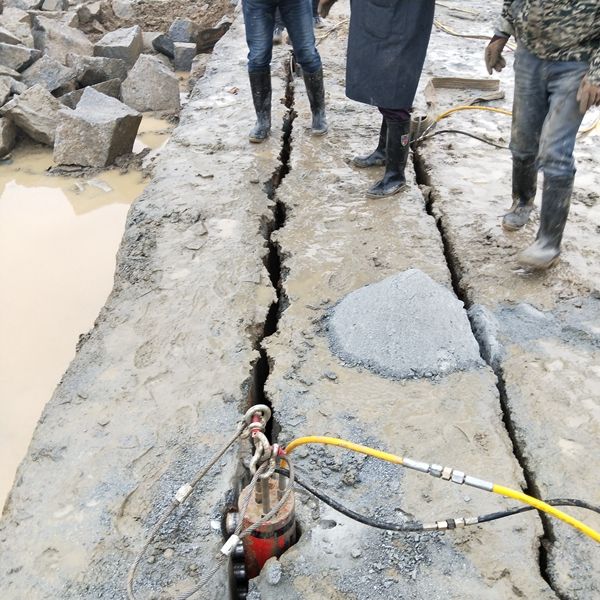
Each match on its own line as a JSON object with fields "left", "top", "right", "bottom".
{"left": 0, "top": 1, "right": 229, "bottom": 166}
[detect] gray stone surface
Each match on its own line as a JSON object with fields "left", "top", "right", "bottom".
{"left": 0, "top": 77, "right": 12, "bottom": 105}
{"left": 0, "top": 64, "right": 22, "bottom": 79}
{"left": 0, "top": 116, "right": 17, "bottom": 155}
{"left": 41, "top": 0, "right": 68, "bottom": 10}
{"left": 0, "top": 83, "right": 61, "bottom": 144}
{"left": 32, "top": 15, "right": 93, "bottom": 62}
{"left": 0, "top": 8, "right": 34, "bottom": 47}
{"left": 141, "top": 30, "right": 161, "bottom": 52}
{"left": 328, "top": 269, "right": 483, "bottom": 379}
{"left": 66, "top": 53, "right": 128, "bottom": 86}
{"left": 121, "top": 54, "right": 180, "bottom": 112}
{"left": 4, "top": 0, "right": 43, "bottom": 9}
{"left": 0, "top": 26, "right": 22, "bottom": 45}
{"left": 0, "top": 74, "right": 26, "bottom": 97}
{"left": 168, "top": 17, "right": 197, "bottom": 43}
{"left": 21, "top": 54, "right": 75, "bottom": 94}
{"left": 111, "top": 0, "right": 134, "bottom": 19}
{"left": 0, "top": 42, "right": 40, "bottom": 71}
{"left": 76, "top": 1, "right": 102, "bottom": 25}
{"left": 54, "top": 87, "right": 141, "bottom": 166}
{"left": 173, "top": 41, "right": 196, "bottom": 71}
{"left": 94, "top": 25, "right": 143, "bottom": 66}
{"left": 59, "top": 77, "right": 121, "bottom": 109}
{"left": 189, "top": 53, "right": 210, "bottom": 90}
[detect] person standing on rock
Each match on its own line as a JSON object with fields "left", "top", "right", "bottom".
{"left": 273, "top": 1, "right": 325, "bottom": 44}
{"left": 485, "top": 0, "right": 600, "bottom": 269}
{"left": 243, "top": 0, "right": 328, "bottom": 143}
{"left": 320, "top": 0, "right": 435, "bottom": 198}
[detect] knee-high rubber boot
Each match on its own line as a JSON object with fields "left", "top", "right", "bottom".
{"left": 302, "top": 67, "right": 328, "bottom": 135}
{"left": 517, "top": 175, "right": 573, "bottom": 269}
{"left": 249, "top": 70, "right": 272, "bottom": 143}
{"left": 353, "top": 118, "right": 387, "bottom": 168}
{"left": 366, "top": 120, "right": 410, "bottom": 198}
{"left": 503, "top": 157, "right": 538, "bottom": 230}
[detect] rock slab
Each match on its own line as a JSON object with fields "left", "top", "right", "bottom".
{"left": 32, "top": 15, "right": 93, "bottom": 63}
{"left": 121, "top": 54, "right": 180, "bottom": 112}
{"left": 173, "top": 41, "right": 196, "bottom": 71}
{"left": 66, "top": 53, "right": 128, "bottom": 86}
{"left": 0, "top": 83, "right": 62, "bottom": 144}
{"left": 327, "top": 269, "right": 483, "bottom": 379}
{"left": 21, "top": 54, "right": 75, "bottom": 94}
{"left": 59, "top": 78, "right": 121, "bottom": 109}
{"left": 94, "top": 25, "right": 143, "bottom": 66}
{"left": 53, "top": 87, "right": 141, "bottom": 166}
{"left": 0, "top": 42, "right": 41, "bottom": 71}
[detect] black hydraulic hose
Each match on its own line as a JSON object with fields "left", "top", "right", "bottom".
{"left": 278, "top": 468, "right": 600, "bottom": 533}
{"left": 413, "top": 128, "right": 509, "bottom": 149}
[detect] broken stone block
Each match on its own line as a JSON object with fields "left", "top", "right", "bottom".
{"left": 0, "top": 8, "right": 34, "bottom": 47}
{"left": 152, "top": 33, "right": 174, "bottom": 59}
{"left": 0, "top": 42, "right": 41, "bottom": 71}
{"left": 189, "top": 53, "right": 210, "bottom": 90}
{"left": 173, "top": 41, "right": 196, "bottom": 72}
{"left": 111, "top": 0, "right": 135, "bottom": 19}
{"left": 121, "top": 54, "right": 180, "bottom": 112}
{"left": 168, "top": 18, "right": 197, "bottom": 43}
{"left": 142, "top": 31, "right": 161, "bottom": 53}
{"left": 0, "top": 26, "right": 22, "bottom": 45}
{"left": 0, "top": 65, "right": 22, "bottom": 79}
{"left": 0, "top": 83, "right": 62, "bottom": 144}
{"left": 60, "top": 77, "right": 121, "bottom": 109}
{"left": 94, "top": 25, "right": 142, "bottom": 66}
{"left": 77, "top": 1, "right": 102, "bottom": 25}
{"left": 32, "top": 15, "right": 93, "bottom": 63}
{"left": 41, "top": 0, "right": 68, "bottom": 10}
{"left": 53, "top": 87, "right": 142, "bottom": 166}
{"left": 66, "top": 54, "right": 127, "bottom": 86}
{"left": 21, "top": 54, "right": 76, "bottom": 94}
{"left": 0, "top": 117, "right": 17, "bottom": 156}
{"left": 0, "top": 78, "right": 12, "bottom": 106}
{"left": 4, "top": 0, "right": 43, "bottom": 9}
{"left": 0, "top": 75, "right": 26, "bottom": 97}
{"left": 196, "top": 23, "right": 230, "bottom": 53}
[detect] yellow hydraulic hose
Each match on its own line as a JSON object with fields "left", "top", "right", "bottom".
{"left": 493, "top": 484, "right": 600, "bottom": 543}
{"left": 285, "top": 436, "right": 600, "bottom": 544}
{"left": 434, "top": 105, "right": 512, "bottom": 123}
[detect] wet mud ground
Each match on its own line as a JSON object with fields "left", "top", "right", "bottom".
{"left": 1, "top": 1, "right": 599, "bottom": 599}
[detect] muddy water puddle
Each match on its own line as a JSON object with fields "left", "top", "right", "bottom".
{"left": 0, "top": 117, "right": 172, "bottom": 507}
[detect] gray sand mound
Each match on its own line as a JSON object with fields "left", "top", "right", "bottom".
{"left": 327, "top": 269, "right": 484, "bottom": 379}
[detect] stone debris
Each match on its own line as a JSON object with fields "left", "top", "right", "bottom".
{"left": 168, "top": 17, "right": 197, "bottom": 43}
{"left": 121, "top": 53, "right": 180, "bottom": 112}
{"left": 327, "top": 269, "right": 484, "bottom": 379}
{"left": 152, "top": 33, "right": 174, "bottom": 59}
{"left": 0, "top": 83, "right": 62, "bottom": 144}
{"left": 0, "top": 77, "right": 12, "bottom": 105}
{"left": 59, "top": 77, "right": 121, "bottom": 109}
{"left": 0, "top": 64, "right": 22, "bottom": 79}
{"left": 0, "top": 8, "right": 34, "bottom": 47}
{"left": 66, "top": 53, "right": 128, "bottom": 86}
{"left": 0, "top": 42, "right": 41, "bottom": 71}
{"left": 0, "top": 116, "right": 17, "bottom": 156}
{"left": 54, "top": 87, "right": 141, "bottom": 167}
{"left": 21, "top": 54, "right": 76, "bottom": 94}
{"left": 4, "top": 0, "right": 43, "bottom": 10}
{"left": 196, "top": 22, "right": 231, "bottom": 53}
{"left": 0, "top": 74, "right": 26, "bottom": 97}
{"left": 94, "top": 25, "right": 143, "bottom": 66}
{"left": 189, "top": 53, "right": 210, "bottom": 90}
{"left": 76, "top": 1, "right": 102, "bottom": 26}
{"left": 0, "top": 26, "right": 22, "bottom": 45}
{"left": 111, "top": 0, "right": 135, "bottom": 19}
{"left": 41, "top": 0, "right": 68, "bottom": 10}
{"left": 173, "top": 41, "right": 196, "bottom": 72}
{"left": 32, "top": 15, "right": 93, "bottom": 63}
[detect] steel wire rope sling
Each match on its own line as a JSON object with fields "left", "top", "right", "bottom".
{"left": 126, "top": 405, "right": 295, "bottom": 600}
{"left": 284, "top": 436, "right": 600, "bottom": 544}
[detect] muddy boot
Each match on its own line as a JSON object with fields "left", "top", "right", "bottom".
{"left": 352, "top": 118, "right": 387, "bottom": 168}
{"left": 366, "top": 120, "right": 410, "bottom": 198}
{"left": 303, "top": 67, "right": 328, "bottom": 135}
{"left": 517, "top": 175, "right": 573, "bottom": 270}
{"left": 248, "top": 70, "right": 272, "bottom": 143}
{"left": 503, "top": 157, "right": 537, "bottom": 231}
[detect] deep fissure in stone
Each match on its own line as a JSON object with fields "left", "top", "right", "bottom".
{"left": 412, "top": 149, "right": 561, "bottom": 598}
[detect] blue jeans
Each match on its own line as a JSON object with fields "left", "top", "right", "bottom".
{"left": 511, "top": 45, "right": 588, "bottom": 178}
{"left": 243, "top": 0, "right": 322, "bottom": 74}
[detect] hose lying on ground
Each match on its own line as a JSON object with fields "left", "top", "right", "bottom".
{"left": 284, "top": 436, "right": 600, "bottom": 544}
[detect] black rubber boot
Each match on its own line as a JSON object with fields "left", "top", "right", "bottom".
{"left": 503, "top": 157, "right": 537, "bottom": 231}
{"left": 366, "top": 120, "right": 410, "bottom": 198}
{"left": 353, "top": 118, "right": 387, "bottom": 168}
{"left": 248, "top": 70, "right": 271, "bottom": 143}
{"left": 517, "top": 175, "right": 573, "bottom": 270}
{"left": 302, "top": 67, "right": 328, "bottom": 135}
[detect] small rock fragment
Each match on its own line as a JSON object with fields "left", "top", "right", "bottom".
{"left": 121, "top": 54, "right": 180, "bottom": 112}
{"left": 168, "top": 18, "right": 198, "bottom": 43}
{"left": 21, "top": 54, "right": 76, "bottom": 94}
{"left": 0, "top": 83, "right": 62, "bottom": 144}
{"left": 32, "top": 15, "right": 93, "bottom": 63}
{"left": 0, "top": 26, "right": 22, "bottom": 46}
{"left": 152, "top": 33, "right": 174, "bottom": 59}
{"left": 94, "top": 25, "right": 143, "bottom": 67}
{"left": 4, "top": 0, "right": 43, "bottom": 9}
{"left": 0, "top": 8, "right": 34, "bottom": 47}
{"left": 0, "top": 42, "right": 41, "bottom": 71}
{"left": 53, "top": 87, "right": 142, "bottom": 167}
{"left": 173, "top": 41, "right": 196, "bottom": 71}
{"left": 41, "top": 0, "right": 68, "bottom": 10}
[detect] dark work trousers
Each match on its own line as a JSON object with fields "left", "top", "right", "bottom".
{"left": 379, "top": 107, "right": 411, "bottom": 122}
{"left": 243, "top": 0, "right": 321, "bottom": 73}
{"left": 276, "top": 0, "right": 321, "bottom": 30}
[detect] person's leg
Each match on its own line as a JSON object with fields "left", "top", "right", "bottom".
{"left": 366, "top": 108, "right": 411, "bottom": 197}
{"left": 280, "top": 0, "right": 327, "bottom": 134}
{"left": 504, "top": 46, "right": 548, "bottom": 230}
{"left": 518, "top": 58, "right": 588, "bottom": 268}
{"left": 243, "top": 0, "right": 276, "bottom": 142}
{"left": 273, "top": 8, "right": 285, "bottom": 44}
{"left": 312, "top": 0, "right": 325, "bottom": 28}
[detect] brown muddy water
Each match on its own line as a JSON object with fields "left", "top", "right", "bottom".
{"left": 0, "top": 117, "right": 172, "bottom": 507}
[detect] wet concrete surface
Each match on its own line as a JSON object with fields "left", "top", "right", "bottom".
{"left": 1, "top": 1, "right": 598, "bottom": 599}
